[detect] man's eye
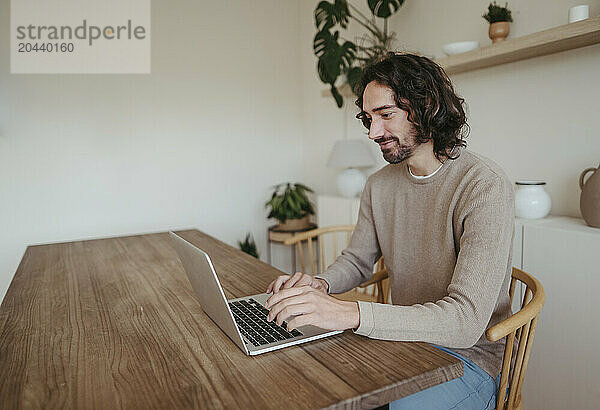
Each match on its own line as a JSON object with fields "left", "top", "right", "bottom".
{"left": 381, "top": 113, "right": 392, "bottom": 118}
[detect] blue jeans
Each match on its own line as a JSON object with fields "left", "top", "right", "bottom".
{"left": 390, "top": 346, "right": 500, "bottom": 410}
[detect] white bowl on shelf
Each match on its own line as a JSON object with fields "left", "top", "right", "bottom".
{"left": 442, "top": 41, "right": 479, "bottom": 56}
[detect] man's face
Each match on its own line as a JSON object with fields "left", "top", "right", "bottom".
{"left": 360, "top": 81, "right": 419, "bottom": 164}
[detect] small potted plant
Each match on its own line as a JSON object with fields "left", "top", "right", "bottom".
{"left": 483, "top": 2, "right": 513, "bottom": 43}
{"left": 238, "top": 233, "right": 259, "bottom": 259}
{"left": 265, "top": 183, "right": 315, "bottom": 231}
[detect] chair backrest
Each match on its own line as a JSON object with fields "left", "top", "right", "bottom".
{"left": 283, "top": 225, "right": 355, "bottom": 276}
{"left": 486, "top": 267, "right": 546, "bottom": 410}
{"left": 283, "top": 225, "right": 387, "bottom": 302}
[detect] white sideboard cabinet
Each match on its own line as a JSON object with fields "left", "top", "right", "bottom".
{"left": 514, "top": 217, "right": 600, "bottom": 410}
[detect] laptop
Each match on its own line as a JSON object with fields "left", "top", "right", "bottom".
{"left": 169, "top": 232, "right": 342, "bottom": 355}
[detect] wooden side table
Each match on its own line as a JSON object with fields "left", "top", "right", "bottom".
{"left": 267, "top": 223, "right": 317, "bottom": 273}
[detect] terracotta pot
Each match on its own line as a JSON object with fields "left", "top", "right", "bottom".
{"left": 580, "top": 164, "right": 600, "bottom": 228}
{"left": 489, "top": 21, "right": 510, "bottom": 43}
{"left": 276, "top": 215, "right": 311, "bottom": 232}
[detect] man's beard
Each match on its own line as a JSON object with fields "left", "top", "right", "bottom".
{"left": 374, "top": 132, "right": 420, "bottom": 164}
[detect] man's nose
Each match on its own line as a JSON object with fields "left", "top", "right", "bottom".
{"left": 368, "top": 119, "right": 384, "bottom": 140}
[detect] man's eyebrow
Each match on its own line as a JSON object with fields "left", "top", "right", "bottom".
{"left": 359, "top": 104, "right": 396, "bottom": 115}
{"left": 372, "top": 104, "right": 396, "bottom": 112}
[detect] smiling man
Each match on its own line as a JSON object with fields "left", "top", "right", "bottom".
{"left": 266, "top": 53, "right": 514, "bottom": 409}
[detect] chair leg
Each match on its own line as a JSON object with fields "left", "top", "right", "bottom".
{"left": 376, "top": 281, "right": 384, "bottom": 303}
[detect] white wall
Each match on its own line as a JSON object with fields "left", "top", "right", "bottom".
{"left": 300, "top": 0, "right": 600, "bottom": 218}
{"left": 0, "top": 0, "right": 305, "bottom": 301}
{"left": 3, "top": 0, "right": 599, "bottom": 302}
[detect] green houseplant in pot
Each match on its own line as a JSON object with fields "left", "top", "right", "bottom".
{"left": 313, "top": 0, "right": 404, "bottom": 107}
{"left": 483, "top": 2, "right": 513, "bottom": 43}
{"left": 266, "top": 183, "right": 315, "bottom": 231}
{"left": 238, "top": 233, "right": 259, "bottom": 259}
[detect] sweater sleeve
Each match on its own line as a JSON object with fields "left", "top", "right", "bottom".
{"left": 355, "top": 174, "right": 514, "bottom": 348}
{"left": 315, "top": 177, "right": 382, "bottom": 294}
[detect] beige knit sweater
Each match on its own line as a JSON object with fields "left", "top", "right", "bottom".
{"left": 317, "top": 149, "right": 514, "bottom": 379}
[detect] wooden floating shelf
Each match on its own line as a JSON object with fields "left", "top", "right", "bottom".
{"left": 437, "top": 16, "right": 600, "bottom": 75}
{"left": 321, "top": 16, "right": 600, "bottom": 97}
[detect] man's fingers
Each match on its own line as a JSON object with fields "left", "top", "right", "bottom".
{"left": 287, "top": 313, "right": 317, "bottom": 331}
{"left": 268, "top": 273, "right": 316, "bottom": 295}
{"left": 282, "top": 272, "right": 302, "bottom": 289}
{"left": 267, "top": 295, "right": 297, "bottom": 321}
{"left": 283, "top": 272, "right": 313, "bottom": 289}
{"left": 273, "top": 303, "right": 313, "bottom": 326}
{"left": 266, "top": 275, "right": 289, "bottom": 294}
{"left": 267, "top": 295, "right": 306, "bottom": 322}
{"left": 271, "top": 275, "right": 291, "bottom": 294}
{"left": 266, "top": 286, "right": 308, "bottom": 309}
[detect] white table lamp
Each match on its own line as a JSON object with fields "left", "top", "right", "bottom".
{"left": 327, "top": 140, "right": 374, "bottom": 197}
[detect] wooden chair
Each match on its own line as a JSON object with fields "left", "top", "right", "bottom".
{"left": 486, "top": 267, "right": 546, "bottom": 410}
{"left": 283, "top": 225, "right": 389, "bottom": 303}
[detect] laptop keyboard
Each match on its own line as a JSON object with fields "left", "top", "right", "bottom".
{"left": 229, "top": 298, "right": 303, "bottom": 347}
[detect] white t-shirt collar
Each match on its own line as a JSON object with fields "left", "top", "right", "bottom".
{"left": 408, "top": 163, "right": 444, "bottom": 179}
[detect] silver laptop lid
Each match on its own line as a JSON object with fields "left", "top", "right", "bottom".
{"left": 169, "top": 232, "right": 248, "bottom": 354}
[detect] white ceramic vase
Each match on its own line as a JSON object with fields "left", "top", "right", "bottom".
{"left": 514, "top": 181, "right": 552, "bottom": 219}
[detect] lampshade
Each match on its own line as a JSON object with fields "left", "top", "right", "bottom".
{"left": 326, "top": 140, "right": 374, "bottom": 169}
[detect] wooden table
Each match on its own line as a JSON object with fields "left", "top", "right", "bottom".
{"left": 0, "top": 230, "right": 463, "bottom": 409}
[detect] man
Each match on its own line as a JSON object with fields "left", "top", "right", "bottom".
{"left": 265, "top": 53, "right": 514, "bottom": 409}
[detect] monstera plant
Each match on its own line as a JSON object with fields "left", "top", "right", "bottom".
{"left": 313, "top": 0, "right": 404, "bottom": 107}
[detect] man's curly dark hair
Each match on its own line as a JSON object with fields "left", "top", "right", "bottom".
{"left": 355, "top": 52, "right": 469, "bottom": 161}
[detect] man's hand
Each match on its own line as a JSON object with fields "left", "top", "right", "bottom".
{"left": 266, "top": 272, "right": 329, "bottom": 295}
{"left": 265, "top": 286, "right": 360, "bottom": 332}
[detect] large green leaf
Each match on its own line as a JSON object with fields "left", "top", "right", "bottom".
{"left": 314, "top": 0, "right": 350, "bottom": 31}
{"left": 314, "top": 30, "right": 356, "bottom": 85}
{"left": 347, "top": 66, "right": 363, "bottom": 97}
{"left": 330, "top": 85, "right": 343, "bottom": 108}
{"left": 294, "top": 183, "right": 314, "bottom": 193}
{"left": 317, "top": 59, "right": 334, "bottom": 85}
{"left": 286, "top": 194, "right": 301, "bottom": 214}
{"left": 313, "top": 29, "right": 337, "bottom": 58}
{"left": 367, "top": 0, "right": 403, "bottom": 18}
